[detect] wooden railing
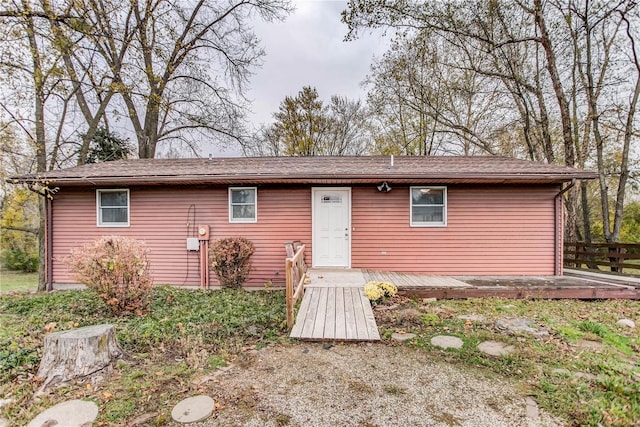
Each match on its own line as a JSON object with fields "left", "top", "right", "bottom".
{"left": 285, "top": 242, "right": 307, "bottom": 329}
{"left": 564, "top": 242, "right": 640, "bottom": 274}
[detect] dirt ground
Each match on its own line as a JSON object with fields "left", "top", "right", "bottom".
{"left": 182, "top": 343, "right": 562, "bottom": 427}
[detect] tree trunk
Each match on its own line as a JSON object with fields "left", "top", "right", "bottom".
{"left": 37, "top": 198, "right": 46, "bottom": 291}
{"left": 37, "top": 324, "right": 124, "bottom": 390}
{"left": 25, "top": 8, "right": 48, "bottom": 292}
{"left": 580, "top": 180, "right": 593, "bottom": 243}
{"left": 533, "top": 0, "right": 579, "bottom": 242}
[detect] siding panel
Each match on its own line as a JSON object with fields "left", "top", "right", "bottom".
{"left": 52, "top": 186, "right": 311, "bottom": 286}
{"left": 51, "top": 183, "right": 559, "bottom": 287}
{"left": 351, "top": 185, "right": 558, "bottom": 275}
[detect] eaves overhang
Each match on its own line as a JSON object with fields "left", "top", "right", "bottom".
{"left": 9, "top": 172, "right": 599, "bottom": 187}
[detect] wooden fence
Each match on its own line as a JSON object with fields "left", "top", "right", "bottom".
{"left": 285, "top": 242, "right": 307, "bottom": 329}
{"left": 564, "top": 242, "right": 640, "bottom": 274}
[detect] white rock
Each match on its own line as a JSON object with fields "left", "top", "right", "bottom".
{"left": 477, "top": 341, "right": 515, "bottom": 357}
{"left": 27, "top": 400, "right": 98, "bottom": 427}
{"left": 430, "top": 335, "right": 464, "bottom": 349}
{"left": 391, "top": 332, "right": 416, "bottom": 342}
{"left": 525, "top": 397, "right": 539, "bottom": 421}
{"left": 617, "top": 318, "right": 636, "bottom": 329}
{"left": 171, "top": 395, "right": 215, "bottom": 424}
{"left": 495, "top": 318, "right": 549, "bottom": 336}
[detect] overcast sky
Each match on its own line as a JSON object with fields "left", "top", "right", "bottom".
{"left": 215, "top": 0, "right": 388, "bottom": 156}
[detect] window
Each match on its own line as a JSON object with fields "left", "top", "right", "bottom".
{"left": 97, "top": 189, "right": 129, "bottom": 227}
{"left": 229, "top": 187, "right": 257, "bottom": 223}
{"left": 410, "top": 186, "right": 447, "bottom": 227}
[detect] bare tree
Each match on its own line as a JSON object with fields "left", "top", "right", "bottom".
{"left": 247, "top": 86, "right": 371, "bottom": 156}
{"left": 0, "top": 0, "right": 67, "bottom": 290}
{"left": 325, "top": 96, "right": 370, "bottom": 155}
{"left": 81, "top": 0, "right": 292, "bottom": 159}
{"left": 343, "top": 0, "right": 640, "bottom": 243}
{"left": 0, "top": 0, "right": 292, "bottom": 289}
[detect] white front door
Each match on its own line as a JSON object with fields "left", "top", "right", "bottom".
{"left": 313, "top": 188, "right": 351, "bottom": 268}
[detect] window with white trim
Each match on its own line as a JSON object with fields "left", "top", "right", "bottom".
{"left": 410, "top": 186, "right": 447, "bottom": 227}
{"left": 97, "top": 189, "right": 130, "bottom": 227}
{"left": 229, "top": 187, "right": 257, "bottom": 223}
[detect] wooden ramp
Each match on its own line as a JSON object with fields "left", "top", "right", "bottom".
{"left": 290, "top": 286, "right": 380, "bottom": 341}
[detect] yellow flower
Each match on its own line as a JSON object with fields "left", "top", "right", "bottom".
{"left": 364, "top": 282, "right": 384, "bottom": 301}
{"left": 363, "top": 281, "right": 397, "bottom": 303}
{"left": 377, "top": 281, "right": 398, "bottom": 298}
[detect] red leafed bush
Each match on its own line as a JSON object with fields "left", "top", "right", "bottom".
{"left": 65, "top": 235, "right": 153, "bottom": 315}
{"left": 210, "top": 237, "right": 255, "bottom": 289}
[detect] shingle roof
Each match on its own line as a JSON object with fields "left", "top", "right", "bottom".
{"left": 9, "top": 156, "right": 597, "bottom": 187}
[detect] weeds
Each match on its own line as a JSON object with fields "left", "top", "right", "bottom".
{"left": 0, "top": 286, "right": 287, "bottom": 425}
{"left": 2, "top": 288, "right": 638, "bottom": 426}
{"left": 374, "top": 297, "right": 640, "bottom": 426}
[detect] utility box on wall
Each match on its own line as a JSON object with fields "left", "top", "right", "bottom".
{"left": 198, "top": 225, "right": 210, "bottom": 240}
{"left": 186, "top": 237, "right": 200, "bottom": 251}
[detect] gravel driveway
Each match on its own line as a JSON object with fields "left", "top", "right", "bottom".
{"left": 191, "top": 342, "right": 562, "bottom": 427}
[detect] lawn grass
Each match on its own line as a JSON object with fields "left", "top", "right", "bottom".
{"left": 0, "top": 269, "right": 38, "bottom": 293}
{"left": 0, "top": 286, "right": 287, "bottom": 425}
{"left": 374, "top": 297, "right": 640, "bottom": 426}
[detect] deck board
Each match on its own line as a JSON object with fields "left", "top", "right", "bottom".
{"left": 359, "top": 288, "right": 381, "bottom": 340}
{"left": 300, "top": 287, "right": 321, "bottom": 338}
{"left": 311, "top": 287, "right": 328, "bottom": 339}
{"left": 344, "top": 288, "right": 357, "bottom": 340}
{"left": 290, "top": 285, "right": 380, "bottom": 341}
{"left": 351, "top": 288, "right": 367, "bottom": 338}
{"left": 334, "top": 288, "right": 346, "bottom": 338}
{"left": 324, "top": 287, "right": 336, "bottom": 339}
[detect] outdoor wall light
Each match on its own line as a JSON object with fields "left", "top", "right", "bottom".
{"left": 377, "top": 181, "right": 392, "bottom": 192}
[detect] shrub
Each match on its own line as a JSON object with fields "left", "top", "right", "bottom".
{"left": 64, "top": 236, "right": 153, "bottom": 315}
{"left": 363, "top": 281, "right": 398, "bottom": 304}
{"left": 210, "top": 237, "right": 255, "bottom": 289}
{"left": 2, "top": 247, "right": 38, "bottom": 272}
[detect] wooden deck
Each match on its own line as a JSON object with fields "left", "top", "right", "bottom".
{"left": 363, "top": 270, "right": 471, "bottom": 288}
{"left": 290, "top": 286, "right": 380, "bottom": 341}
{"left": 289, "top": 268, "right": 640, "bottom": 342}
{"left": 363, "top": 269, "right": 640, "bottom": 300}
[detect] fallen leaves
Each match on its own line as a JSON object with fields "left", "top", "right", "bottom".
{"left": 43, "top": 322, "right": 57, "bottom": 333}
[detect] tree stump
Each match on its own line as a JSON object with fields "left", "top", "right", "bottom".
{"left": 37, "top": 324, "right": 124, "bottom": 390}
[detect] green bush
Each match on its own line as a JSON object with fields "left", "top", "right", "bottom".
{"left": 2, "top": 247, "right": 38, "bottom": 272}
{"left": 210, "top": 237, "right": 255, "bottom": 289}
{"left": 0, "top": 187, "right": 39, "bottom": 273}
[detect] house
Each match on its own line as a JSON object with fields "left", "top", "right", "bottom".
{"left": 12, "top": 156, "right": 596, "bottom": 288}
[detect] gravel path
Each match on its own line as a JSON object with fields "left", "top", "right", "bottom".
{"left": 189, "top": 343, "right": 562, "bottom": 427}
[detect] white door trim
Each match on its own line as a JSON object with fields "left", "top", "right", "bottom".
{"left": 312, "top": 187, "right": 351, "bottom": 268}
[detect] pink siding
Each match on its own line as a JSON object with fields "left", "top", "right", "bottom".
{"left": 351, "top": 185, "right": 558, "bottom": 275}
{"left": 52, "top": 186, "right": 311, "bottom": 287}
{"left": 51, "top": 183, "right": 560, "bottom": 287}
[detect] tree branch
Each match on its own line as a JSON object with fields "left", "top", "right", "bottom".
{"left": 0, "top": 225, "right": 38, "bottom": 234}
